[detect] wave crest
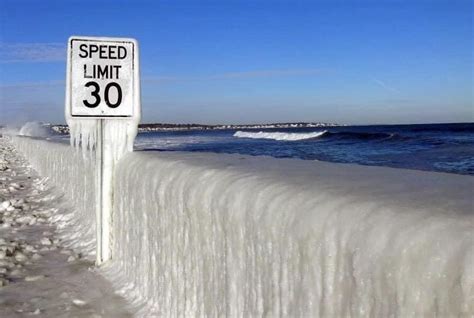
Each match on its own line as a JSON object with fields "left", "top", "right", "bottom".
{"left": 234, "top": 130, "right": 327, "bottom": 141}
{"left": 19, "top": 122, "right": 51, "bottom": 138}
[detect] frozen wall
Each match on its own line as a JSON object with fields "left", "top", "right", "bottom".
{"left": 11, "top": 137, "right": 97, "bottom": 256}
{"left": 11, "top": 137, "right": 474, "bottom": 317}
{"left": 106, "top": 151, "right": 474, "bottom": 317}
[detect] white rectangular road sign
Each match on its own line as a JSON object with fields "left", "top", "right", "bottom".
{"left": 67, "top": 36, "right": 138, "bottom": 117}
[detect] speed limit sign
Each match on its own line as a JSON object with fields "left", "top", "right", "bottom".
{"left": 66, "top": 36, "right": 139, "bottom": 117}
{"left": 65, "top": 36, "right": 141, "bottom": 266}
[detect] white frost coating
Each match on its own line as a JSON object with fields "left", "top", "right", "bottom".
{"left": 68, "top": 119, "right": 99, "bottom": 150}
{"left": 10, "top": 137, "right": 97, "bottom": 257}
{"left": 67, "top": 119, "right": 138, "bottom": 158}
{"left": 103, "top": 151, "right": 473, "bottom": 317}
{"left": 234, "top": 130, "right": 327, "bottom": 141}
{"left": 8, "top": 137, "right": 474, "bottom": 317}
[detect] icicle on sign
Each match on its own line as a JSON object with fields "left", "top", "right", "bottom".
{"left": 67, "top": 36, "right": 138, "bottom": 117}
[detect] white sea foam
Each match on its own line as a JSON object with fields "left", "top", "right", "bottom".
{"left": 234, "top": 130, "right": 327, "bottom": 141}
{"left": 18, "top": 122, "right": 50, "bottom": 138}
{"left": 10, "top": 137, "right": 474, "bottom": 317}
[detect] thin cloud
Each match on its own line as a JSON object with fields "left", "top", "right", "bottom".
{"left": 371, "top": 77, "right": 400, "bottom": 94}
{"left": 0, "top": 43, "right": 66, "bottom": 63}
{"left": 0, "top": 68, "right": 323, "bottom": 88}
{"left": 144, "top": 68, "right": 324, "bottom": 83}
{"left": 210, "top": 69, "right": 323, "bottom": 79}
{"left": 0, "top": 80, "right": 65, "bottom": 89}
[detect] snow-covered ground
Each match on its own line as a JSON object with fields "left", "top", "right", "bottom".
{"left": 0, "top": 136, "right": 130, "bottom": 317}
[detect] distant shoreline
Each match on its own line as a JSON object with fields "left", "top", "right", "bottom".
{"left": 50, "top": 122, "right": 341, "bottom": 134}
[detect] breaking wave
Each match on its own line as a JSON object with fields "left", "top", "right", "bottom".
{"left": 18, "top": 121, "right": 51, "bottom": 138}
{"left": 233, "top": 130, "right": 327, "bottom": 141}
{"left": 234, "top": 130, "right": 406, "bottom": 142}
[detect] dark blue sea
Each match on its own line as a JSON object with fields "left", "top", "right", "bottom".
{"left": 134, "top": 123, "right": 474, "bottom": 176}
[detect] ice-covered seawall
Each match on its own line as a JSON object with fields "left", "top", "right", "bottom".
{"left": 10, "top": 137, "right": 474, "bottom": 317}
{"left": 108, "top": 152, "right": 474, "bottom": 317}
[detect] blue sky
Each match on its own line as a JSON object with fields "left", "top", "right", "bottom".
{"left": 0, "top": 0, "right": 472, "bottom": 125}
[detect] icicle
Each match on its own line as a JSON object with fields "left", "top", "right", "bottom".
{"left": 68, "top": 119, "right": 99, "bottom": 154}
{"left": 66, "top": 118, "right": 138, "bottom": 162}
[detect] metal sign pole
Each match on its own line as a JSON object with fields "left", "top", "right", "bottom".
{"left": 95, "top": 119, "right": 104, "bottom": 264}
{"left": 101, "top": 120, "right": 113, "bottom": 263}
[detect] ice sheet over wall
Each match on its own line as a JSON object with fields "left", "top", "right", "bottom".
{"left": 10, "top": 137, "right": 474, "bottom": 317}
{"left": 105, "top": 151, "right": 473, "bottom": 317}
{"left": 11, "top": 137, "right": 97, "bottom": 256}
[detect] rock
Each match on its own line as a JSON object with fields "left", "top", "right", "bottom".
{"left": 16, "top": 216, "right": 32, "bottom": 224}
{"left": 24, "top": 245, "right": 35, "bottom": 252}
{"left": 72, "top": 299, "right": 87, "bottom": 306}
{"left": 0, "top": 250, "right": 5, "bottom": 259}
{"left": 10, "top": 269, "right": 22, "bottom": 276}
{"left": 0, "top": 260, "right": 14, "bottom": 268}
{"left": 14, "top": 251, "right": 28, "bottom": 262}
{"left": 24, "top": 275, "right": 45, "bottom": 282}
{"left": 0, "top": 278, "right": 9, "bottom": 287}
{"left": 40, "top": 238, "right": 52, "bottom": 246}
{"left": 67, "top": 255, "right": 76, "bottom": 262}
{"left": 32, "top": 253, "right": 42, "bottom": 260}
{"left": 0, "top": 200, "right": 11, "bottom": 210}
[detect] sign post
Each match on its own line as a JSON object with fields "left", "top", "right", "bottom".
{"left": 65, "top": 36, "right": 140, "bottom": 265}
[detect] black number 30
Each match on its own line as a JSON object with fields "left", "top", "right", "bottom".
{"left": 83, "top": 81, "right": 122, "bottom": 108}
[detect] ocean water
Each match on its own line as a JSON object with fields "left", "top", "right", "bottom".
{"left": 135, "top": 123, "right": 474, "bottom": 175}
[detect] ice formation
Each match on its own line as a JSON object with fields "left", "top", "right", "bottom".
{"left": 10, "top": 136, "right": 474, "bottom": 317}
{"left": 67, "top": 119, "right": 137, "bottom": 159}
{"left": 234, "top": 130, "right": 327, "bottom": 141}
{"left": 11, "top": 137, "right": 97, "bottom": 257}
{"left": 0, "top": 137, "right": 131, "bottom": 316}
